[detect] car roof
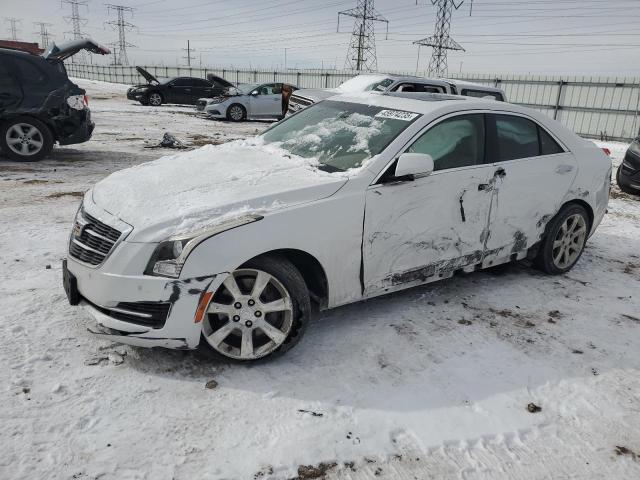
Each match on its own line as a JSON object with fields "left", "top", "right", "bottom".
{"left": 0, "top": 47, "right": 38, "bottom": 58}
{"left": 353, "top": 73, "right": 451, "bottom": 86}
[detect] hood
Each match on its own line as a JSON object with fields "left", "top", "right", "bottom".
{"left": 43, "top": 39, "right": 110, "bottom": 62}
{"left": 293, "top": 88, "right": 337, "bottom": 103}
{"left": 136, "top": 66, "right": 159, "bottom": 85}
{"left": 91, "top": 139, "right": 348, "bottom": 242}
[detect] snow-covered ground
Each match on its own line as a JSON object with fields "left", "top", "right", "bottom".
{"left": 1, "top": 79, "right": 639, "bottom": 480}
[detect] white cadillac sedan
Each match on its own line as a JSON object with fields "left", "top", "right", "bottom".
{"left": 63, "top": 92, "right": 611, "bottom": 361}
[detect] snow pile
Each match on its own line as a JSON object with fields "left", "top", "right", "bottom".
{"left": 335, "top": 75, "right": 390, "bottom": 93}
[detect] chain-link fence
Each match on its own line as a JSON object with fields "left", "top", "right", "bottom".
{"left": 66, "top": 63, "right": 640, "bottom": 142}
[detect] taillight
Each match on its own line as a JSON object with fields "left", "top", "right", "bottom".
{"left": 83, "top": 95, "right": 89, "bottom": 106}
{"left": 602, "top": 147, "right": 611, "bottom": 156}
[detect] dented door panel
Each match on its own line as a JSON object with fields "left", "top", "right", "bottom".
{"left": 363, "top": 165, "right": 498, "bottom": 296}
{"left": 483, "top": 153, "right": 578, "bottom": 257}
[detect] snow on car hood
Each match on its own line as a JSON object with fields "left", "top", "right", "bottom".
{"left": 91, "top": 139, "right": 348, "bottom": 242}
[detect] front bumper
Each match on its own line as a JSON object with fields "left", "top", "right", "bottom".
{"left": 204, "top": 105, "right": 226, "bottom": 118}
{"left": 64, "top": 200, "right": 223, "bottom": 350}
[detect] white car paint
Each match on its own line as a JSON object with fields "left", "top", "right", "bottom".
{"left": 202, "top": 83, "right": 287, "bottom": 120}
{"left": 65, "top": 93, "right": 611, "bottom": 351}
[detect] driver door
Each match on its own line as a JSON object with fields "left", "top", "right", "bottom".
{"left": 363, "top": 113, "right": 500, "bottom": 296}
{"left": 249, "top": 83, "right": 282, "bottom": 117}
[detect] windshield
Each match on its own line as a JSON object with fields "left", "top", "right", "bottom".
{"left": 262, "top": 100, "right": 421, "bottom": 171}
{"left": 236, "top": 83, "right": 258, "bottom": 94}
{"left": 336, "top": 76, "right": 394, "bottom": 93}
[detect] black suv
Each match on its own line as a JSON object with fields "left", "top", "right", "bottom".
{"left": 0, "top": 39, "right": 109, "bottom": 161}
{"left": 617, "top": 136, "right": 640, "bottom": 195}
{"left": 127, "top": 66, "right": 234, "bottom": 106}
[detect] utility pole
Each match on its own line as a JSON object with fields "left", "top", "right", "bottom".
{"left": 34, "top": 22, "right": 53, "bottom": 50}
{"left": 105, "top": 4, "right": 136, "bottom": 66}
{"left": 337, "top": 0, "right": 388, "bottom": 72}
{"left": 4, "top": 18, "right": 21, "bottom": 41}
{"left": 62, "top": 0, "right": 89, "bottom": 63}
{"left": 182, "top": 40, "right": 195, "bottom": 67}
{"left": 413, "top": 0, "right": 465, "bottom": 77}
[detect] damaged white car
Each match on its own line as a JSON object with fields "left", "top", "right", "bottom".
{"left": 63, "top": 92, "right": 611, "bottom": 361}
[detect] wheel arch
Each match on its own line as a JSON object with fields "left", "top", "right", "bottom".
{"left": 241, "top": 248, "right": 329, "bottom": 309}
{"left": 561, "top": 198, "right": 594, "bottom": 231}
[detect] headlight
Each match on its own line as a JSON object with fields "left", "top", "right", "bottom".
{"left": 206, "top": 97, "right": 226, "bottom": 106}
{"left": 146, "top": 214, "right": 263, "bottom": 278}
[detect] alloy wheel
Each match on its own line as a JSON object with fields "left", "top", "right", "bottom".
{"left": 229, "top": 105, "right": 244, "bottom": 121}
{"left": 552, "top": 213, "right": 587, "bottom": 269}
{"left": 149, "top": 93, "right": 162, "bottom": 106}
{"left": 5, "top": 123, "right": 44, "bottom": 157}
{"left": 202, "top": 269, "right": 294, "bottom": 360}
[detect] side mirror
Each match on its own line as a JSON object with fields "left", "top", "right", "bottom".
{"left": 395, "top": 152, "right": 434, "bottom": 178}
{"left": 250, "top": 90, "right": 259, "bottom": 96}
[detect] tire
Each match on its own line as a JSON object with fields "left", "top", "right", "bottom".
{"left": 226, "top": 103, "right": 246, "bottom": 122}
{"left": 0, "top": 116, "right": 54, "bottom": 162}
{"left": 534, "top": 203, "right": 590, "bottom": 275}
{"left": 616, "top": 167, "right": 639, "bottom": 195}
{"left": 148, "top": 92, "right": 163, "bottom": 106}
{"left": 199, "top": 255, "right": 311, "bottom": 362}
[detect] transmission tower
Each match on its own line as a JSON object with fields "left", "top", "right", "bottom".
{"left": 4, "top": 18, "right": 21, "bottom": 41}
{"left": 338, "top": 0, "right": 388, "bottom": 72}
{"left": 413, "top": 0, "right": 465, "bottom": 77}
{"left": 105, "top": 4, "right": 136, "bottom": 66}
{"left": 62, "top": 0, "right": 89, "bottom": 63}
{"left": 34, "top": 22, "right": 54, "bottom": 49}
{"left": 182, "top": 40, "right": 195, "bottom": 67}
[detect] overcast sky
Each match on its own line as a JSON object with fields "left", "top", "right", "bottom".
{"left": 2, "top": 0, "right": 639, "bottom": 76}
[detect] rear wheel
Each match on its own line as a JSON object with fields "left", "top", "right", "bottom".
{"left": 534, "top": 204, "right": 590, "bottom": 274}
{"left": 1, "top": 116, "right": 53, "bottom": 162}
{"left": 226, "top": 103, "right": 246, "bottom": 122}
{"left": 199, "top": 256, "right": 310, "bottom": 361}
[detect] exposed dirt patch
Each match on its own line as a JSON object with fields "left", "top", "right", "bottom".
{"left": 23, "top": 179, "right": 64, "bottom": 185}
{"left": 295, "top": 462, "right": 338, "bottom": 479}
{"left": 615, "top": 445, "right": 638, "bottom": 460}
{"left": 46, "top": 191, "right": 85, "bottom": 199}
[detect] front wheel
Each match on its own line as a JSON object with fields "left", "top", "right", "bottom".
{"left": 534, "top": 204, "right": 590, "bottom": 274}
{"left": 226, "top": 103, "right": 246, "bottom": 122}
{"left": 200, "top": 256, "right": 310, "bottom": 361}
{"left": 148, "top": 92, "right": 163, "bottom": 106}
{"left": 1, "top": 116, "right": 53, "bottom": 162}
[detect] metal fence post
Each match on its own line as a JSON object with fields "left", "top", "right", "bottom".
{"left": 554, "top": 80, "right": 566, "bottom": 120}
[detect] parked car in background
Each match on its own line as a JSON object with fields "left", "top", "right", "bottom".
{"left": 126, "top": 67, "right": 233, "bottom": 106}
{"left": 287, "top": 74, "right": 453, "bottom": 115}
{"left": 198, "top": 82, "right": 298, "bottom": 121}
{"left": 287, "top": 74, "right": 506, "bottom": 115}
{"left": 617, "top": 136, "right": 640, "bottom": 195}
{"left": 0, "top": 39, "right": 110, "bottom": 162}
{"left": 64, "top": 91, "right": 610, "bottom": 362}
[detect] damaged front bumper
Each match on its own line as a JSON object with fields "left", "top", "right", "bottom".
{"left": 66, "top": 253, "right": 220, "bottom": 349}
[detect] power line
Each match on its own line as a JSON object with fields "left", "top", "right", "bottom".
{"left": 33, "top": 22, "right": 54, "bottom": 49}
{"left": 4, "top": 17, "right": 21, "bottom": 41}
{"left": 414, "top": 0, "right": 466, "bottom": 77}
{"left": 338, "top": 0, "right": 388, "bottom": 71}
{"left": 62, "top": 0, "right": 89, "bottom": 63}
{"left": 105, "top": 4, "right": 136, "bottom": 66}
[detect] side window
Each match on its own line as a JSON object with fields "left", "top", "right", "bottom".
{"left": 192, "top": 79, "right": 211, "bottom": 87}
{"left": 494, "top": 114, "right": 540, "bottom": 161}
{"left": 539, "top": 127, "right": 564, "bottom": 155}
{"left": 0, "top": 60, "right": 20, "bottom": 89}
{"left": 393, "top": 83, "right": 444, "bottom": 93}
{"left": 461, "top": 89, "right": 502, "bottom": 101}
{"left": 408, "top": 114, "right": 485, "bottom": 171}
{"left": 172, "top": 78, "right": 191, "bottom": 87}
{"left": 12, "top": 58, "right": 49, "bottom": 87}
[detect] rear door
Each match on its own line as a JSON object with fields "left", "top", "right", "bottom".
{"left": 482, "top": 113, "right": 576, "bottom": 257}
{"left": 167, "top": 78, "right": 193, "bottom": 104}
{"left": 0, "top": 58, "right": 23, "bottom": 112}
{"left": 8, "top": 56, "right": 54, "bottom": 109}
{"left": 190, "top": 78, "right": 214, "bottom": 101}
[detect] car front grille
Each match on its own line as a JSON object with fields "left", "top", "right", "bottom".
{"left": 87, "top": 300, "right": 171, "bottom": 329}
{"left": 69, "top": 210, "right": 122, "bottom": 266}
{"left": 287, "top": 95, "right": 314, "bottom": 114}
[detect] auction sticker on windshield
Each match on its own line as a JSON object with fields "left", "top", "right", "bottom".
{"left": 375, "top": 109, "right": 420, "bottom": 121}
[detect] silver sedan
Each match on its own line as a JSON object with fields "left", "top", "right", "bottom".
{"left": 197, "top": 83, "right": 297, "bottom": 122}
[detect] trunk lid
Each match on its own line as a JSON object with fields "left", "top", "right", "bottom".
{"left": 43, "top": 39, "right": 110, "bottom": 62}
